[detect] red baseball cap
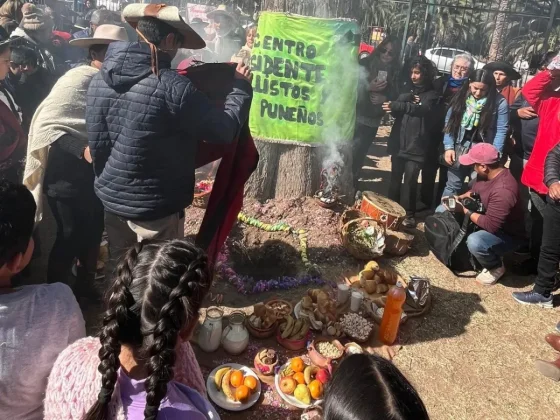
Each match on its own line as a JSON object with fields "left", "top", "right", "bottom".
{"left": 458, "top": 143, "right": 500, "bottom": 166}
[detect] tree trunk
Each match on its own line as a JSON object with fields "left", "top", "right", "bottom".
{"left": 488, "top": 0, "right": 509, "bottom": 61}
{"left": 247, "top": 0, "right": 356, "bottom": 203}
{"left": 244, "top": 140, "right": 354, "bottom": 203}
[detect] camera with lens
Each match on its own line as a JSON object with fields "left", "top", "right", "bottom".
{"left": 461, "top": 192, "right": 485, "bottom": 213}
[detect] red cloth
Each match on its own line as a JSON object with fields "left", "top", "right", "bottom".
{"left": 178, "top": 63, "right": 258, "bottom": 263}
{"left": 0, "top": 99, "right": 25, "bottom": 164}
{"left": 521, "top": 71, "right": 560, "bottom": 194}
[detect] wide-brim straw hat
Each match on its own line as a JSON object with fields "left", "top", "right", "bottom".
{"left": 207, "top": 4, "right": 237, "bottom": 22}
{"left": 123, "top": 3, "right": 205, "bottom": 49}
{"left": 483, "top": 61, "right": 522, "bottom": 80}
{"left": 69, "top": 24, "right": 129, "bottom": 48}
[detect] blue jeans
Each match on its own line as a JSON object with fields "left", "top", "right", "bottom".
{"left": 466, "top": 230, "right": 525, "bottom": 270}
{"left": 441, "top": 165, "right": 472, "bottom": 198}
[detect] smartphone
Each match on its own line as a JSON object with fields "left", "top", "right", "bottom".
{"left": 377, "top": 70, "right": 388, "bottom": 83}
{"left": 448, "top": 197, "right": 456, "bottom": 210}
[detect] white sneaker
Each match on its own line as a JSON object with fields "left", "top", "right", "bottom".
{"left": 476, "top": 264, "right": 506, "bottom": 286}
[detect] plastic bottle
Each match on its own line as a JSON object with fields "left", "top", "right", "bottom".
{"left": 378, "top": 281, "right": 407, "bottom": 345}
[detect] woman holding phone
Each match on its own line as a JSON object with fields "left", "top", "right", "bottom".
{"left": 441, "top": 69, "right": 509, "bottom": 198}
{"left": 353, "top": 37, "right": 400, "bottom": 187}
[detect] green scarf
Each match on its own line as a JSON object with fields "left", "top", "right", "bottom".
{"left": 461, "top": 95, "right": 487, "bottom": 130}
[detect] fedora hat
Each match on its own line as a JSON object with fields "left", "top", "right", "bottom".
{"left": 123, "top": 3, "right": 205, "bottom": 49}
{"left": 190, "top": 17, "right": 209, "bottom": 27}
{"left": 483, "top": 61, "right": 522, "bottom": 80}
{"left": 69, "top": 24, "right": 128, "bottom": 48}
{"left": 207, "top": 4, "right": 237, "bottom": 22}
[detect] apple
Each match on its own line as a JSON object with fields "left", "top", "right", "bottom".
{"left": 315, "top": 368, "right": 330, "bottom": 384}
{"left": 280, "top": 377, "right": 297, "bottom": 395}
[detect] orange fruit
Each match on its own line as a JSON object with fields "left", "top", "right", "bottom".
{"left": 290, "top": 357, "right": 305, "bottom": 373}
{"left": 243, "top": 375, "right": 258, "bottom": 391}
{"left": 235, "top": 385, "right": 251, "bottom": 402}
{"left": 308, "top": 380, "right": 323, "bottom": 399}
{"left": 293, "top": 372, "right": 306, "bottom": 385}
{"left": 230, "top": 370, "right": 244, "bottom": 388}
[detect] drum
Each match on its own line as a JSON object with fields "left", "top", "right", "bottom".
{"left": 360, "top": 191, "right": 406, "bottom": 230}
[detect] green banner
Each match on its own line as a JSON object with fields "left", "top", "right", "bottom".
{"left": 249, "top": 13, "right": 360, "bottom": 144}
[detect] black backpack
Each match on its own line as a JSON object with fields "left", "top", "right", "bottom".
{"left": 424, "top": 210, "right": 477, "bottom": 272}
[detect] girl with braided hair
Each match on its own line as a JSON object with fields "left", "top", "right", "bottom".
{"left": 43, "top": 239, "right": 219, "bottom": 420}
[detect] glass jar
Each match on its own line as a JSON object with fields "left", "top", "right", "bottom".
{"left": 198, "top": 307, "right": 223, "bottom": 352}
{"left": 221, "top": 311, "right": 249, "bottom": 355}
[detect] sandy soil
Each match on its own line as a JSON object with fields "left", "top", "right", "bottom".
{"left": 32, "top": 126, "right": 560, "bottom": 419}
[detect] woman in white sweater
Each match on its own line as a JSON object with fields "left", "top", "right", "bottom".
{"left": 23, "top": 25, "right": 128, "bottom": 298}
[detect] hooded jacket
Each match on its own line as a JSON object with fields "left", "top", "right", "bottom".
{"left": 86, "top": 41, "right": 252, "bottom": 221}
{"left": 521, "top": 70, "right": 560, "bottom": 194}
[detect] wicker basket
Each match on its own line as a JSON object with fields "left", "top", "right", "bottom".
{"left": 340, "top": 210, "right": 385, "bottom": 260}
{"left": 384, "top": 229, "right": 414, "bottom": 256}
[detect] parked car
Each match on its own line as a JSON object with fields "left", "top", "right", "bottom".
{"left": 359, "top": 42, "right": 374, "bottom": 59}
{"left": 424, "top": 47, "right": 485, "bottom": 73}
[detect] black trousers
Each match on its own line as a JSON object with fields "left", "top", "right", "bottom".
{"left": 529, "top": 191, "right": 546, "bottom": 261}
{"left": 352, "top": 124, "right": 379, "bottom": 187}
{"left": 534, "top": 198, "right": 560, "bottom": 296}
{"left": 420, "top": 144, "right": 447, "bottom": 208}
{"left": 47, "top": 194, "right": 104, "bottom": 295}
{"left": 388, "top": 156, "right": 421, "bottom": 217}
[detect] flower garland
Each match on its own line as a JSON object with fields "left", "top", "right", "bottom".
{"left": 216, "top": 246, "right": 328, "bottom": 295}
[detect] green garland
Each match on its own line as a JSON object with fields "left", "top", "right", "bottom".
{"left": 237, "top": 212, "right": 310, "bottom": 266}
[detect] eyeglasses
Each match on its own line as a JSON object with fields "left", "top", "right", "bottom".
{"left": 378, "top": 47, "right": 394, "bottom": 57}
{"left": 453, "top": 65, "right": 469, "bottom": 72}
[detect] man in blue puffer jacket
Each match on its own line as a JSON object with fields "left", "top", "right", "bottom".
{"left": 86, "top": 3, "right": 253, "bottom": 261}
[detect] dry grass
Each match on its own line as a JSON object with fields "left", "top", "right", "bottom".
{"left": 364, "top": 131, "right": 560, "bottom": 420}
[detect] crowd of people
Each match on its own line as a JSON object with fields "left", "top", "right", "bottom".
{"left": 0, "top": 0, "right": 559, "bottom": 418}
{"left": 355, "top": 38, "right": 560, "bottom": 290}
{"left": 0, "top": 2, "right": 429, "bottom": 420}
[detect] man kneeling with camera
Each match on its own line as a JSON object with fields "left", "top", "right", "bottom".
{"left": 440, "top": 143, "right": 526, "bottom": 285}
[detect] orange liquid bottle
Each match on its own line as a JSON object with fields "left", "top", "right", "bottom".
{"left": 378, "top": 281, "right": 406, "bottom": 345}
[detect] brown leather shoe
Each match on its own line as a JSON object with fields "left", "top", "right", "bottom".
{"left": 545, "top": 333, "right": 560, "bottom": 352}
{"left": 535, "top": 357, "right": 560, "bottom": 381}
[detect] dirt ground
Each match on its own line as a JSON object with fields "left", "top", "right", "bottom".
{"left": 33, "top": 126, "right": 560, "bottom": 419}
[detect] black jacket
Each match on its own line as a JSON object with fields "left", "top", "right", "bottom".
{"left": 86, "top": 41, "right": 253, "bottom": 220}
{"left": 387, "top": 84, "right": 438, "bottom": 162}
{"left": 545, "top": 143, "right": 560, "bottom": 189}
{"left": 510, "top": 93, "right": 539, "bottom": 160}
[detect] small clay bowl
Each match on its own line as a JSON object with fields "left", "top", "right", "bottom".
{"left": 344, "top": 342, "right": 364, "bottom": 355}
{"left": 276, "top": 327, "right": 311, "bottom": 351}
{"left": 265, "top": 298, "right": 293, "bottom": 318}
{"left": 254, "top": 348, "right": 279, "bottom": 376}
{"left": 246, "top": 319, "right": 277, "bottom": 339}
{"left": 308, "top": 337, "right": 344, "bottom": 368}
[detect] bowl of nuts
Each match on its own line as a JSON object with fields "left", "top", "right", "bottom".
{"left": 339, "top": 313, "right": 375, "bottom": 343}
{"left": 308, "top": 337, "right": 344, "bottom": 368}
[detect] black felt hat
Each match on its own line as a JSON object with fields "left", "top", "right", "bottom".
{"left": 483, "top": 61, "right": 522, "bottom": 80}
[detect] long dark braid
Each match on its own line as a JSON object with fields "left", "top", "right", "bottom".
{"left": 83, "top": 239, "right": 210, "bottom": 420}
{"left": 83, "top": 243, "right": 142, "bottom": 420}
{"left": 141, "top": 243, "right": 209, "bottom": 420}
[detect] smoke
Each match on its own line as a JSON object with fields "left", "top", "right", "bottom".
{"left": 318, "top": 28, "right": 362, "bottom": 193}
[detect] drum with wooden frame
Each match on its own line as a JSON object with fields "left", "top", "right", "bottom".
{"left": 359, "top": 191, "right": 406, "bottom": 230}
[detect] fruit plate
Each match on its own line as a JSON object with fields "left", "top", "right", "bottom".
{"left": 206, "top": 363, "right": 261, "bottom": 412}
{"left": 274, "top": 362, "right": 312, "bottom": 409}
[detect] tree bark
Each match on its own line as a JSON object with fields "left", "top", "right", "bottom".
{"left": 244, "top": 140, "right": 354, "bottom": 203}
{"left": 488, "top": 0, "right": 509, "bottom": 61}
